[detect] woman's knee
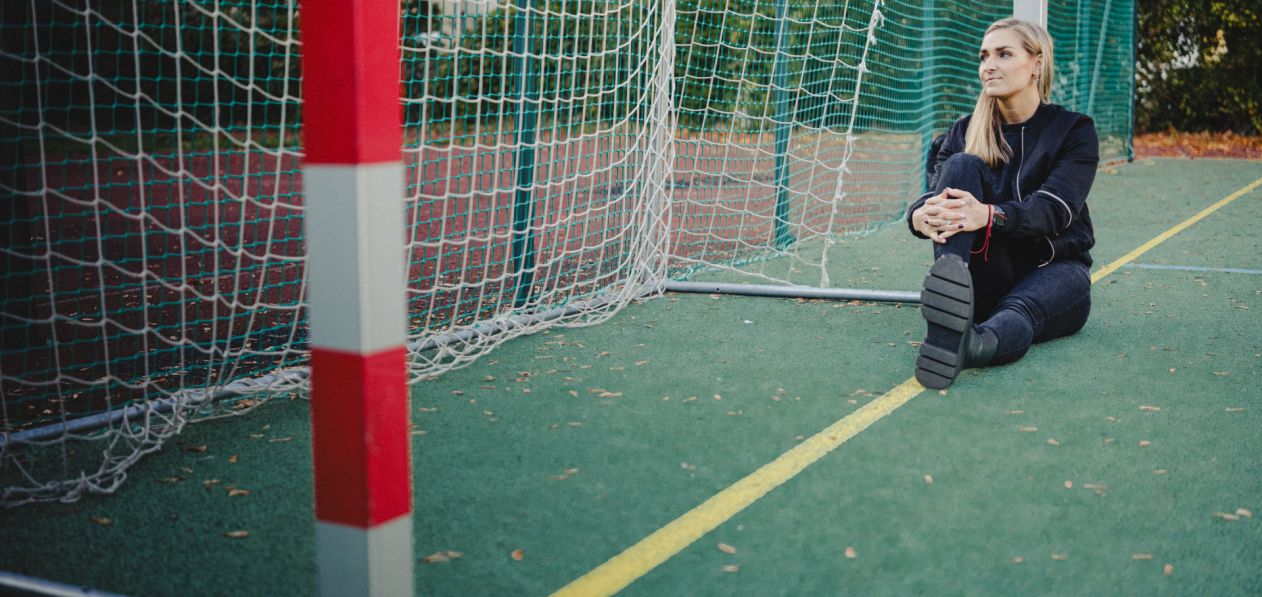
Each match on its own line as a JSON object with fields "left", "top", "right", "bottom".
{"left": 939, "top": 153, "right": 987, "bottom": 176}
{"left": 935, "top": 153, "right": 989, "bottom": 190}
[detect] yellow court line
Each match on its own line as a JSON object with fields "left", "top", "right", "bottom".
{"left": 553, "top": 378, "right": 925, "bottom": 597}
{"left": 1090, "top": 174, "right": 1262, "bottom": 283}
{"left": 552, "top": 174, "right": 1262, "bottom": 597}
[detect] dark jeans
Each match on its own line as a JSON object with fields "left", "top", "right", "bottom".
{"left": 929, "top": 153, "right": 1091, "bottom": 365}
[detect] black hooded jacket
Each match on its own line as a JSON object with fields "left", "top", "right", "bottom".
{"left": 906, "top": 102, "right": 1099, "bottom": 267}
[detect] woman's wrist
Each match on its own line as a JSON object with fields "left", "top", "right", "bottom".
{"left": 971, "top": 202, "right": 991, "bottom": 231}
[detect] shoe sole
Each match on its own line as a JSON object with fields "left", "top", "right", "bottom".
{"left": 916, "top": 257, "right": 974, "bottom": 389}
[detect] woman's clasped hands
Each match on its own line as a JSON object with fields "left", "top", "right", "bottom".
{"left": 911, "top": 187, "right": 991, "bottom": 243}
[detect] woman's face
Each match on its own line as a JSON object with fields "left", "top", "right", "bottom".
{"left": 978, "top": 28, "right": 1041, "bottom": 100}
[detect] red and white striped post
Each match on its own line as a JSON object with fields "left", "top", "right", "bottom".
{"left": 300, "top": 1, "right": 412, "bottom": 595}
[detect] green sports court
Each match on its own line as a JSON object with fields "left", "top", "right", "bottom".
{"left": 3, "top": 0, "right": 1261, "bottom": 594}
{"left": 3, "top": 158, "right": 1260, "bottom": 595}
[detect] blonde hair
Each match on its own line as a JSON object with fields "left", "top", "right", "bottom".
{"left": 964, "top": 18, "right": 1054, "bottom": 167}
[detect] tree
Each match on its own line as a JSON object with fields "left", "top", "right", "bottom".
{"left": 1136, "top": 0, "right": 1262, "bottom": 134}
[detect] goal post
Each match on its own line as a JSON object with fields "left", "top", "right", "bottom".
{"left": 301, "top": 0, "right": 412, "bottom": 595}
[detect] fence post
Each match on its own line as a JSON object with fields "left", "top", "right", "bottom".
{"left": 771, "top": 0, "right": 795, "bottom": 249}
{"left": 1012, "top": 0, "right": 1047, "bottom": 27}
{"left": 300, "top": 1, "right": 413, "bottom": 595}
{"left": 511, "top": 0, "right": 540, "bottom": 307}
{"left": 920, "top": 0, "right": 936, "bottom": 192}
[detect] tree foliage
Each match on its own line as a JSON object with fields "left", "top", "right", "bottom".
{"left": 1136, "top": 0, "right": 1262, "bottom": 134}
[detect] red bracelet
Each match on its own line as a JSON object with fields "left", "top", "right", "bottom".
{"left": 970, "top": 204, "right": 993, "bottom": 261}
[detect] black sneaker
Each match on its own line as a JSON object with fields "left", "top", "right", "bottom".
{"left": 916, "top": 254, "right": 975, "bottom": 389}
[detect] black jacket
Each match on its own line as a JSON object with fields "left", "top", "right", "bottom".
{"left": 907, "top": 102, "right": 1099, "bottom": 267}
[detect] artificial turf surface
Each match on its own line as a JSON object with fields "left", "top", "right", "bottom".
{"left": 1, "top": 158, "right": 1260, "bottom": 596}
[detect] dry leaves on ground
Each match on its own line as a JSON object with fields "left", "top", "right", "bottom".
{"left": 1133, "top": 132, "right": 1262, "bottom": 160}
{"left": 423, "top": 550, "right": 464, "bottom": 564}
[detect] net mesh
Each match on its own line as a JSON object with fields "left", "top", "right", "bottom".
{"left": 1, "top": 0, "right": 1135, "bottom": 505}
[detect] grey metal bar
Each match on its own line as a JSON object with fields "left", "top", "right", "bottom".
{"left": 0, "top": 369, "right": 310, "bottom": 448}
{"left": 2, "top": 280, "right": 922, "bottom": 451}
{"left": 0, "top": 571, "right": 129, "bottom": 597}
{"left": 663, "top": 280, "right": 921, "bottom": 303}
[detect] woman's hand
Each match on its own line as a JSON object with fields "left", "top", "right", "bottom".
{"left": 912, "top": 188, "right": 991, "bottom": 243}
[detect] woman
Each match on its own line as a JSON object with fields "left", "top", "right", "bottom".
{"left": 906, "top": 18, "right": 1098, "bottom": 389}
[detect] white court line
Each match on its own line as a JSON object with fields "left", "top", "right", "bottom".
{"left": 1122, "top": 263, "right": 1262, "bottom": 275}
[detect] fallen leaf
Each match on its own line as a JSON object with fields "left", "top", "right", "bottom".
{"left": 228, "top": 488, "right": 251, "bottom": 497}
{"left": 1139, "top": 405, "right": 1162, "bottom": 412}
{"left": 1164, "top": 563, "right": 1173, "bottom": 576}
{"left": 228, "top": 454, "right": 238, "bottom": 464}
{"left": 568, "top": 390, "right": 579, "bottom": 398}
{"left": 1051, "top": 553, "right": 1068, "bottom": 561}
{"left": 224, "top": 530, "right": 250, "bottom": 539}
{"left": 92, "top": 516, "right": 112, "bottom": 526}
{"left": 1139, "top": 440, "right": 1152, "bottom": 447}
{"left": 1154, "top": 469, "right": 1169, "bottom": 475}
{"left": 1236, "top": 508, "right": 1253, "bottom": 519}
{"left": 159, "top": 476, "right": 184, "bottom": 484}
{"left": 511, "top": 549, "right": 524, "bottom": 561}
{"left": 923, "top": 474, "right": 934, "bottom": 485}
{"left": 267, "top": 437, "right": 292, "bottom": 443}
{"left": 1046, "top": 438, "right": 1060, "bottom": 446}
{"left": 1010, "top": 556, "right": 1024, "bottom": 564}
{"left": 422, "top": 550, "right": 464, "bottom": 563}
{"left": 1225, "top": 407, "right": 1245, "bottom": 413}
{"left": 1132, "top": 553, "right": 1153, "bottom": 560}
{"left": 844, "top": 546, "right": 857, "bottom": 559}
{"left": 1064, "top": 480, "right": 1073, "bottom": 489}
{"left": 183, "top": 445, "right": 208, "bottom": 453}
{"left": 1018, "top": 426, "right": 1038, "bottom": 432}
{"left": 635, "top": 360, "right": 650, "bottom": 366}
{"left": 721, "top": 564, "right": 740, "bottom": 573}
{"left": 1212, "top": 512, "right": 1240, "bottom": 521}
{"left": 718, "top": 543, "right": 736, "bottom": 554}
{"left": 1007, "top": 410, "right": 1025, "bottom": 415}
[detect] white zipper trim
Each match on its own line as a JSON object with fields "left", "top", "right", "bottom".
{"left": 1038, "top": 189, "right": 1074, "bottom": 228}
{"left": 1039, "top": 236, "right": 1055, "bottom": 267}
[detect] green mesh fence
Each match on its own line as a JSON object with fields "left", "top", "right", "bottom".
{"left": 1048, "top": 0, "right": 1135, "bottom": 162}
{"left": 2, "top": 0, "right": 1134, "bottom": 505}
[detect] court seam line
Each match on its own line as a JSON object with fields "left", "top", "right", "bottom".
{"left": 551, "top": 173, "right": 1262, "bottom": 597}
{"left": 1122, "top": 263, "right": 1262, "bottom": 275}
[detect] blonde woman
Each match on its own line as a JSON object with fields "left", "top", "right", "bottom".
{"left": 906, "top": 18, "right": 1098, "bottom": 389}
